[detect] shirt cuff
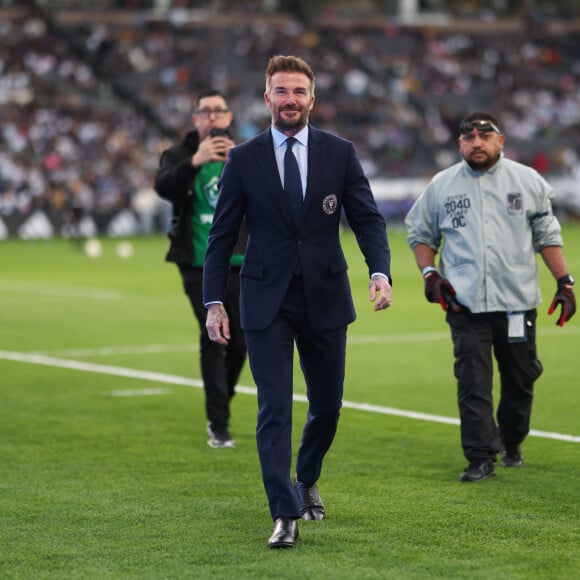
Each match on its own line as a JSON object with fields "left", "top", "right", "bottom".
{"left": 371, "top": 272, "right": 391, "bottom": 285}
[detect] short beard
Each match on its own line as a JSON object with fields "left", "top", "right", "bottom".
{"left": 466, "top": 152, "right": 500, "bottom": 171}
{"left": 274, "top": 109, "right": 308, "bottom": 133}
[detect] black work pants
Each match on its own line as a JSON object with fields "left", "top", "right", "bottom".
{"left": 178, "top": 264, "right": 247, "bottom": 431}
{"left": 446, "top": 309, "right": 543, "bottom": 462}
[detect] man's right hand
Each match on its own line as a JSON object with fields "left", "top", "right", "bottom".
{"left": 192, "top": 134, "right": 235, "bottom": 167}
{"left": 424, "top": 271, "right": 462, "bottom": 312}
{"left": 206, "top": 304, "right": 231, "bottom": 345}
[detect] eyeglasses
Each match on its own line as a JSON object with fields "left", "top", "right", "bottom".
{"left": 459, "top": 120, "right": 500, "bottom": 135}
{"left": 195, "top": 108, "right": 229, "bottom": 118}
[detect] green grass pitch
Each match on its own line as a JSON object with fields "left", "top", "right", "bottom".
{"left": 1, "top": 226, "right": 578, "bottom": 578}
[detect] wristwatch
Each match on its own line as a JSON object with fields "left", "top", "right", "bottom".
{"left": 557, "top": 274, "right": 575, "bottom": 288}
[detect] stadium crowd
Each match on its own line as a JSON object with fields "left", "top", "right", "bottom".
{"left": 1, "top": 4, "right": 579, "bottom": 236}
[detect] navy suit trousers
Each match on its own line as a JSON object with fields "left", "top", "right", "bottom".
{"left": 244, "top": 275, "right": 346, "bottom": 520}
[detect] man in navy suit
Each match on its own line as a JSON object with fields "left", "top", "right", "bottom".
{"left": 203, "top": 55, "right": 392, "bottom": 549}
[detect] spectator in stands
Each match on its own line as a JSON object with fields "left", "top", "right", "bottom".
{"left": 2, "top": 9, "right": 580, "bottom": 232}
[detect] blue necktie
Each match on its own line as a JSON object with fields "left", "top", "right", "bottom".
{"left": 284, "top": 137, "right": 303, "bottom": 224}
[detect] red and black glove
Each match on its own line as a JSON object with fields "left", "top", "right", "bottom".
{"left": 548, "top": 276, "right": 576, "bottom": 327}
{"left": 423, "top": 270, "right": 462, "bottom": 312}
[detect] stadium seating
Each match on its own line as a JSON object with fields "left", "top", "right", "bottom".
{"left": 1, "top": 5, "right": 579, "bottom": 238}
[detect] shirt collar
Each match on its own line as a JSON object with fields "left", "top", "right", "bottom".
{"left": 271, "top": 125, "right": 309, "bottom": 149}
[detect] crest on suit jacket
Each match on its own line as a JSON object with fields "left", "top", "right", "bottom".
{"left": 322, "top": 194, "right": 338, "bottom": 215}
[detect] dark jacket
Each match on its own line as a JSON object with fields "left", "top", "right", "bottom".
{"left": 154, "top": 130, "right": 246, "bottom": 265}
{"left": 154, "top": 130, "right": 200, "bottom": 264}
{"left": 203, "top": 126, "right": 391, "bottom": 331}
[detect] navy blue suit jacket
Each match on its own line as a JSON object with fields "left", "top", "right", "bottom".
{"left": 203, "top": 126, "right": 391, "bottom": 331}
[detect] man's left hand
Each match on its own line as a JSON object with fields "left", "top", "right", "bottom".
{"left": 548, "top": 284, "right": 576, "bottom": 327}
{"left": 369, "top": 276, "right": 392, "bottom": 311}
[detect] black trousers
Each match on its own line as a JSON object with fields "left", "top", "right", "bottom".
{"left": 178, "top": 264, "right": 247, "bottom": 431}
{"left": 446, "top": 309, "right": 543, "bottom": 462}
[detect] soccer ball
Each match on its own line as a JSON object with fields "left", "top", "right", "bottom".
{"left": 116, "top": 241, "right": 134, "bottom": 259}
{"left": 84, "top": 238, "right": 103, "bottom": 258}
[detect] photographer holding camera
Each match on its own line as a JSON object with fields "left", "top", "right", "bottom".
{"left": 154, "top": 90, "right": 247, "bottom": 448}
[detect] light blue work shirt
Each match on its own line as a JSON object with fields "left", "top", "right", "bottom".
{"left": 405, "top": 154, "right": 563, "bottom": 313}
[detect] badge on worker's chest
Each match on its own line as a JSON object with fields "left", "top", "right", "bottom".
{"left": 507, "top": 312, "right": 526, "bottom": 342}
{"left": 507, "top": 192, "right": 523, "bottom": 215}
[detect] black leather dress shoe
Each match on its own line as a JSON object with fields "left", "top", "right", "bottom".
{"left": 295, "top": 480, "right": 325, "bottom": 521}
{"left": 267, "top": 518, "right": 298, "bottom": 549}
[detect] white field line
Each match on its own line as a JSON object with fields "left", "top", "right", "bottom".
{"left": 1, "top": 349, "right": 578, "bottom": 444}
{"left": 37, "top": 344, "right": 199, "bottom": 357}
{"left": 0, "top": 281, "right": 123, "bottom": 301}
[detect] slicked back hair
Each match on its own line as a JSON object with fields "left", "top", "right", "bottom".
{"left": 265, "top": 55, "right": 315, "bottom": 95}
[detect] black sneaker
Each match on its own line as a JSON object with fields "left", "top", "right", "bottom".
{"left": 459, "top": 460, "right": 496, "bottom": 482}
{"left": 206, "top": 423, "right": 235, "bottom": 448}
{"left": 500, "top": 445, "right": 523, "bottom": 467}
